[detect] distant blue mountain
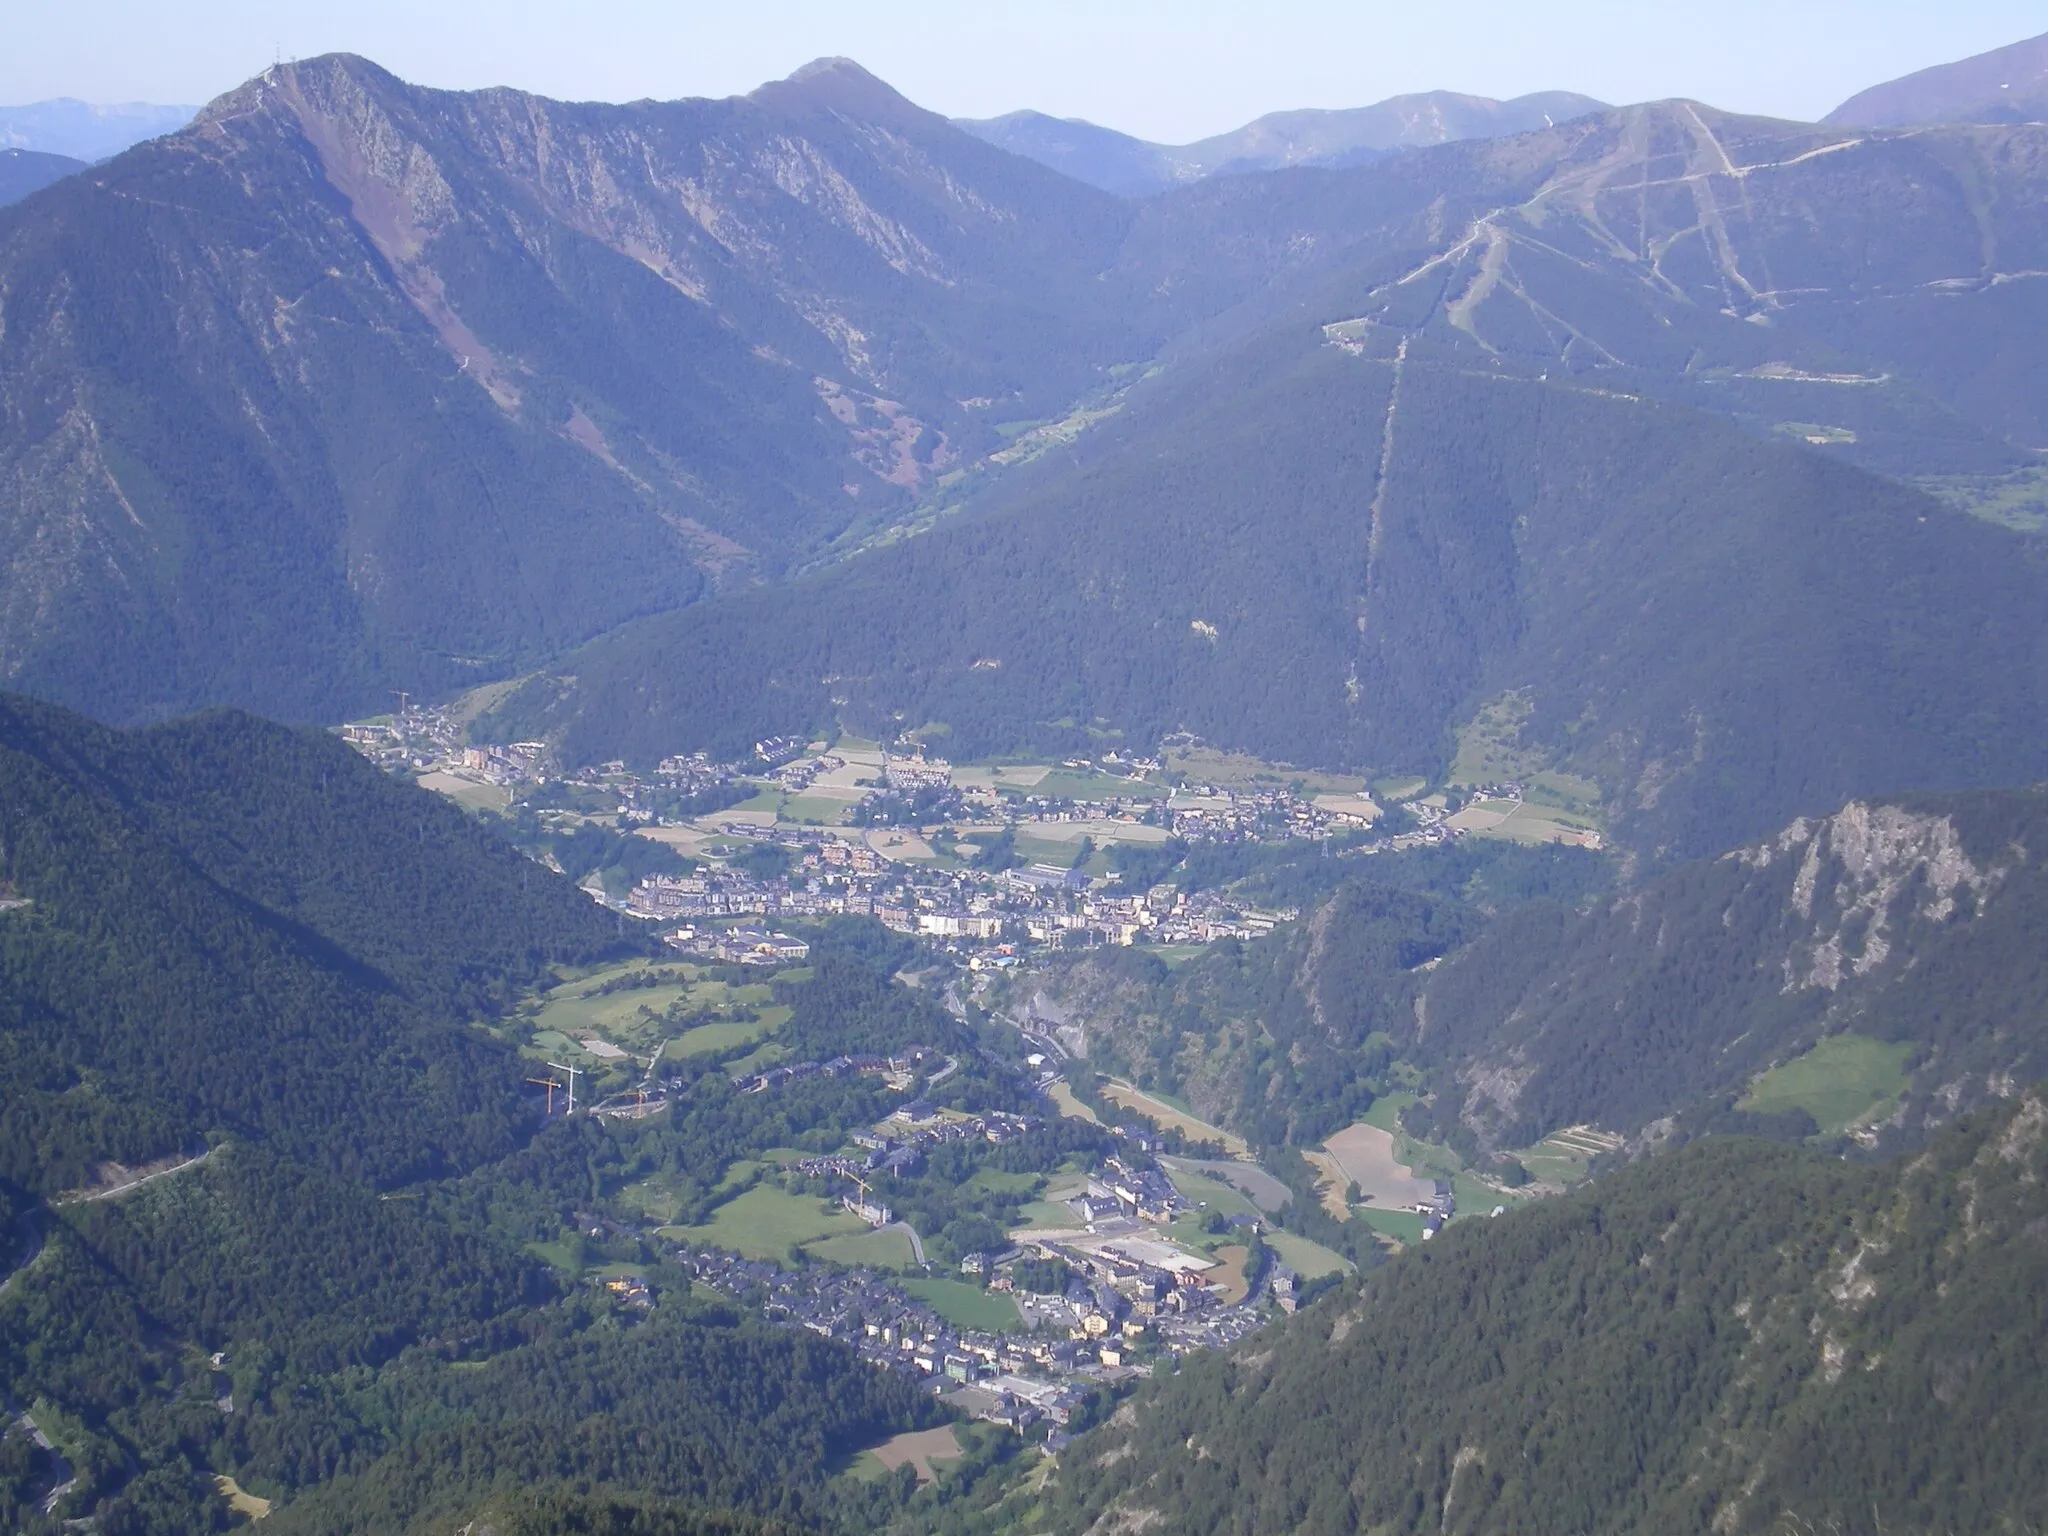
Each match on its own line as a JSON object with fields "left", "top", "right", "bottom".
{"left": 0, "top": 98, "right": 195, "bottom": 161}
{"left": 0, "top": 148, "right": 86, "bottom": 206}
{"left": 956, "top": 89, "right": 1607, "bottom": 195}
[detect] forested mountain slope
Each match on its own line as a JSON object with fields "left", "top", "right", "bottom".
{"left": 0, "top": 691, "right": 937, "bottom": 1534}
{"left": 1012, "top": 842, "right": 1612, "bottom": 1148}
{"left": 0, "top": 690, "right": 622, "bottom": 1195}
{"left": 484, "top": 318, "right": 2048, "bottom": 860}
{"left": 1407, "top": 784, "right": 2048, "bottom": 1155}
{"left": 0, "top": 149, "right": 83, "bottom": 207}
{"left": 1027, "top": 1095, "right": 2048, "bottom": 1535}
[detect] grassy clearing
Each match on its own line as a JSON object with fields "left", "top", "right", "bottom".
{"left": 1163, "top": 1166, "right": 1261, "bottom": 1222}
{"left": 1025, "top": 769, "right": 1170, "bottom": 802}
{"left": 664, "top": 1017, "right": 774, "bottom": 1061}
{"left": 1102, "top": 1081, "right": 1247, "bottom": 1156}
{"left": 1011, "top": 833, "right": 1085, "bottom": 867}
{"left": 807, "top": 1226, "right": 919, "bottom": 1271}
{"left": 1358, "top": 1207, "right": 1426, "bottom": 1244}
{"left": 1266, "top": 1229, "right": 1352, "bottom": 1278}
{"left": 1449, "top": 690, "right": 1549, "bottom": 786}
{"left": 1049, "top": 1082, "right": 1101, "bottom": 1124}
{"left": 967, "top": 1167, "right": 1042, "bottom": 1196}
{"left": 215, "top": 1475, "right": 273, "bottom": 1520}
{"left": 861, "top": 1425, "right": 964, "bottom": 1486}
{"left": 668, "top": 1184, "right": 864, "bottom": 1261}
{"left": 1740, "top": 1033, "right": 1913, "bottom": 1138}
{"left": 1152, "top": 945, "right": 1210, "bottom": 969}
{"left": 1166, "top": 747, "right": 1364, "bottom": 795}
{"left": 416, "top": 771, "right": 511, "bottom": 814}
{"left": 780, "top": 794, "right": 853, "bottom": 824}
{"left": 899, "top": 1278, "right": 1020, "bottom": 1332}
{"left": 1209, "top": 1244, "right": 1250, "bottom": 1304}
{"left": 1013, "top": 1199, "right": 1081, "bottom": 1231}
{"left": 1917, "top": 464, "right": 2048, "bottom": 534}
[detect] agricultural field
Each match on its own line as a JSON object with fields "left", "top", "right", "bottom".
{"left": 522, "top": 958, "right": 788, "bottom": 1067}
{"left": 1165, "top": 746, "right": 1366, "bottom": 797}
{"left": 807, "top": 1226, "right": 920, "bottom": 1271}
{"left": 1516, "top": 1124, "right": 1624, "bottom": 1187}
{"left": 1321, "top": 1122, "right": 1440, "bottom": 1211}
{"left": 899, "top": 1278, "right": 1021, "bottom": 1332}
{"left": 1740, "top": 1033, "right": 1914, "bottom": 1138}
{"left": 1048, "top": 1082, "right": 1101, "bottom": 1124}
{"left": 1021, "top": 768, "right": 1170, "bottom": 802}
{"left": 1102, "top": 1081, "right": 1248, "bottom": 1156}
{"left": 665, "top": 1184, "right": 865, "bottom": 1261}
{"left": 1164, "top": 1158, "right": 1290, "bottom": 1216}
{"left": 1265, "top": 1230, "right": 1351, "bottom": 1279}
{"left": 1206, "top": 1244, "right": 1252, "bottom": 1305}
{"left": 415, "top": 770, "right": 511, "bottom": 813}
{"left": 847, "top": 1425, "right": 965, "bottom": 1486}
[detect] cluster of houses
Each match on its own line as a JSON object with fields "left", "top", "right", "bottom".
{"left": 664, "top": 1245, "right": 1113, "bottom": 1436}
{"left": 733, "top": 1047, "right": 947, "bottom": 1098}
{"left": 623, "top": 846, "right": 1295, "bottom": 959}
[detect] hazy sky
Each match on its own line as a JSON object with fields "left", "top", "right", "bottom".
{"left": 5, "top": 1, "right": 2042, "bottom": 140}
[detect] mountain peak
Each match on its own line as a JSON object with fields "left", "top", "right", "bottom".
{"left": 749, "top": 56, "right": 929, "bottom": 125}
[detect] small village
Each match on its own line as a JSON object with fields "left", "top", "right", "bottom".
{"left": 330, "top": 701, "right": 1586, "bottom": 1435}
{"left": 648, "top": 1103, "right": 1297, "bottom": 1445}
{"left": 339, "top": 699, "right": 1600, "bottom": 970}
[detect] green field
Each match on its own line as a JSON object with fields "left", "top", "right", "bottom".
{"left": 1265, "top": 1230, "right": 1352, "bottom": 1279}
{"left": 1371, "top": 776, "right": 1429, "bottom": 802}
{"left": 529, "top": 961, "right": 785, "bottom": 1063}
{"left": 1361, "top": 1092, "right": 1417, "bottom": 1133}
{"left": 1165, "top": 747, "right": 1362, "bottom": 796}
{"left": 1164, "top": 1167, "right": 1261, "bottom": 1222}
{"left": 1011, "top": 833, "right": 1086, "bottom": 867}
{"left": 899, "top": 1278, "right": 1021, "bottom": 1332}
{"left": 1013, "top": 1198, "right": 1081, "bottom": 1231}
{"left": 1740, "top": 1034, "right": 1914, "bottom": 1138}
{"left": 1358, "top": 1207, "right": 1426, "bottom": 1244}
{"left": 966, "top": 1167, "right": 1042, "bottom": 1196}
{"left": 780, "top": 794, "right": 853, "bottom": 825}
{"left": 807, "top": 1226, "right": 919, "bottom": 1270}
{"left": 664, "top": 1011, "right": 784, "bottom": 1061}
{"left": 666, "top": 1185, "right": 865, "bottom": 1260}
{"left": 1025, "top": 768, "right": 1170, "bottom": 802}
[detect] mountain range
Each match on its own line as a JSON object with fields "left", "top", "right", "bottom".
{"left": 956, "top": 89, "right": 1607, "bottom": 195}
{"left": 7, "top": 46, "right": 2048, "bottom": 865}
{"left": 0, "top": 149, "right": 84, "bottom": 207}
{"left": 0, "top": 98, "right": 194, "bottom": 161}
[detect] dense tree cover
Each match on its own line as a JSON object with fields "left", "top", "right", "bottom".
{"left": 454, "top": 1489, "right": 800, "bottom": 1536}
{"left": 0, "top": 695, "right": 620, "bottom": 1195}
{"left": 1029, "top": 872, "right": 1483, "bottom": 1146}
{"left": 1020, "top": 1093, "right": 2048, "bottom": 1535}
{"left": 1406, "top": 783, "right": 2048, "bottom": 1154}
{"left": 490, "top": 321, "right": 2048, "bottom": 861}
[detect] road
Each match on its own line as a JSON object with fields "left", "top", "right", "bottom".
{"left": 884, "top": 1220, "right": 929, "bottom": 1267}
{"left": 55, "top": 1147, "right": 212, "bottom": 1207}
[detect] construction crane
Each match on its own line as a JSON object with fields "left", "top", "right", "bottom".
{"left": 544, "top": 1061, "right": 582, "bottom": 1114}
{"left": 525, "top": 1075, "right": 563, "bottom": 1116}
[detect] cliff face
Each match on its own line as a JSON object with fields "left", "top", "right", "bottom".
{"left": 1414, "top": 787, "right": 2048, "bottom": 1151}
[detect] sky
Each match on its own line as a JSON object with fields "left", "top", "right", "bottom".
{"left": 4, "top": 1, "right": 2043, "bottom": 140}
